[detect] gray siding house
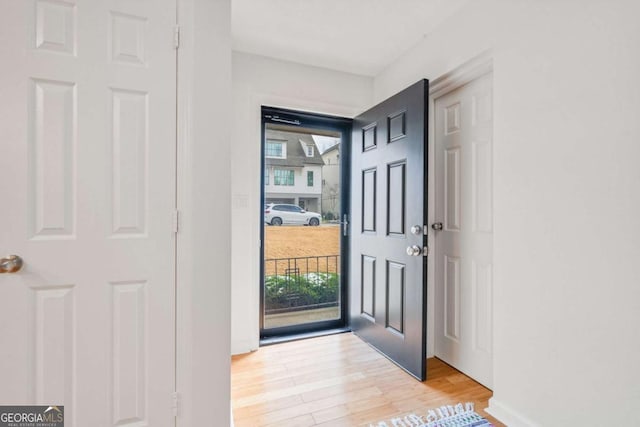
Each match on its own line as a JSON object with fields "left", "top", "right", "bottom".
{"left": 320, "top": 143, "right": 340, "bottom": 220}
{"left": 264, "top": 129, "right": 324, "bottom": 213}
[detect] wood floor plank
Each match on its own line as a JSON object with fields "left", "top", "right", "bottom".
{"left": 264, "top": 414, "right": 316, "bottom": 427}
{"left": 231, "top": 377, "right": 297, "bottom": 399}
{"left": 232, "top": 394, "right": 304, "bottom": 421}
{"left": 311, "top": 404, "right": 350, "bottom": 424}
{"left": 233, "top": 372, "right": 367, "bottom": 409}
{"left": 231, "top": 333, "right": 504, "bottom": 426}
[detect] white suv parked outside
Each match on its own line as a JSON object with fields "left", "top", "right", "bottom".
{"left": 264, "top": 203, "right": 321, "bottom": 226}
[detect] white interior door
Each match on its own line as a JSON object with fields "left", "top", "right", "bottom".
{"left": 0, "top": 1, "right": 177, "bottom": 425}
{"left": 434, "top": 73, "right": 493, "bottom": 388}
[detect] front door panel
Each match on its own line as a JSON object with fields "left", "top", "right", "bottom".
{"left": 350, "top": 80, "right": 428, "bottom": 380}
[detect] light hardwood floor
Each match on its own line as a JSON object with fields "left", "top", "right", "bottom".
{"left": 231, "top": 333, "right": 504, "bottom": 426}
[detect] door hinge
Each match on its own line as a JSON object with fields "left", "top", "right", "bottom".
{"left": 173, "top": 25, "right": 181, "bottom": 49}
{"left": 171, "top": 391, "right": 180, "bottom": 416}
{"left": 423, "top": 246, "right": 430, "bottom": 257}
{"left": 172, "top": 209, "right": 180, "bottom": 233}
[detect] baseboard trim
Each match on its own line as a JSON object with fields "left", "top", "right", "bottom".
{"left": 231, "top": 339, "right": 258, "bottom": 356}
{"left": 486, "top": 398, "right": 538, "bottom": 427}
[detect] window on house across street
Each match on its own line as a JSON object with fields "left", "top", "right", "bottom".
{"left": 266, "top": 140, "right": 285, "bottom": 158}
{"left": 274, "top": 169, "right": 294, "bottom": 186}
{"left": 264, "top": 167, "right": 269, "bottom": 185}
{"left": 306, "top": 145, "right": 314, "bottom": 157}
{"left": 307, "top": 171, "right": 314, "bottom": 187}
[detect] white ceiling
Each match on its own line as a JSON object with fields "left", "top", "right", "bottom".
{"left": 232, "top": 0, "right": 470, "bottom": 77}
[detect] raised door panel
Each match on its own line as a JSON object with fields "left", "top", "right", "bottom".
{"left": 472, "top": 139, "right": 492, "bottom": 233}
{"left": 387, "top": 111, "right": 406, "bottom": 143}
{"left": 110, "top": 89, "right": 148, "bottom": 237}
{"left": 109, "top": 12, "right": 147, "bottom": 66}
{"left": 111, "top": 281, "right": 147, "bottom": 426}
{"left": 28, "top": 79, "right": 77, "bottom": 239}
{"left": 362, "top": 169, "right": 377, "bottom": 232}
{"left": 35, "top": 0, "right": 76, "bottom": 55}
{"left": 444, "top": 147, "right": 461, "bottom": 232}
{"left": 361, "top": 255, "right": 376, "bottom": 320}
{"left": 444, "top": 255, "right": 460, "bottom": 341}
{"left": 387, "top": 162, "right": 406, "bottom": 236}
{"left": 362, "top": 123, "right": 377, "bottom": 151}
{"left": 386, "top": 261, "right": 405, "bottom": 335}
{"left": 472, "top": 262, "right": 492, "bottom": 354}
{"left": 32, "top": 286, "right": 75, "bottom": 409}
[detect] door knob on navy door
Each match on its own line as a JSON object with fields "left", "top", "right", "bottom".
{"left": 0, "top": 255, "right": 23, "bottom": 273}
{"left": 410, "top": 225, "right": 423, "bottom": 235}
{"left": 431, "top": 222, "right": 443, "bottom": 231}
{"left": 406, "top": 245, "right": 422, "bottom": 256}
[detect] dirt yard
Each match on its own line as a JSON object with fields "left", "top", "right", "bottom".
{"left": 264, "top": 225, "right": 340, "bottom": 259}
{"left": 264, "top": 225, "right": 340, "bottom": 275}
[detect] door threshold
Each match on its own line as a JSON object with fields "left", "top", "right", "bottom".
{"left": 260, "top": 327, "right": 351, "bottom": 347}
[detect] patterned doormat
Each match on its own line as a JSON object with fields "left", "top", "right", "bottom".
{"left": 369, "top": 402, "right": 493, "bottom": 427}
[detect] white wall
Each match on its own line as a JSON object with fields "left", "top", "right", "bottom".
{"left": 176, "top": 0, "right": 232, "bottom": 425}
{"left": 375, "top": 0, "right": 640, "bottom": 425}
{"left": 231, "top": 52, "right": 373, "bottom": 354}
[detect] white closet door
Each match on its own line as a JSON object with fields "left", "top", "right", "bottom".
{"left": 0, "top": 1, "right": 177, "bottom": 425}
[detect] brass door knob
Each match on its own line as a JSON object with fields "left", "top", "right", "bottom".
{"left": 0, "top": 255, "right": 23, "bottom": 273}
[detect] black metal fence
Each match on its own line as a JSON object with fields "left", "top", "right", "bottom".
{"left": 265, "top": 254, "right": 339, "bottom": 276}
{"left": 264, "top": 255, "right": 340, "bottom": 314}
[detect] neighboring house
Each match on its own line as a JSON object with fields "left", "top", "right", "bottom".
{"left": 264, "top": 129, "right": 324, "bottom": 213}
{"left": 320, "top": 143, "right": 340, "bottom": 220}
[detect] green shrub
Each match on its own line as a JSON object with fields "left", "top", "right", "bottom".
{"left": 265, "top": 273, "right": 339, "bottom": 310}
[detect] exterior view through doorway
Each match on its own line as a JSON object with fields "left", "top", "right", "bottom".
{"left": 260, "top": 107, "right": 352, "bottom": 340}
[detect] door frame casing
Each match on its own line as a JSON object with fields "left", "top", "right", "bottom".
{"left": 175, "top": 0, "right": 233, "bottom": 425}
{"left": 259, "top": 106, "right": 353, "bottom": 340}
{"left": 427, "top": 51, "right": 493, "bottom": 359}
{"left": 233, "top": 88, "right": 368, "bottom": 354}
